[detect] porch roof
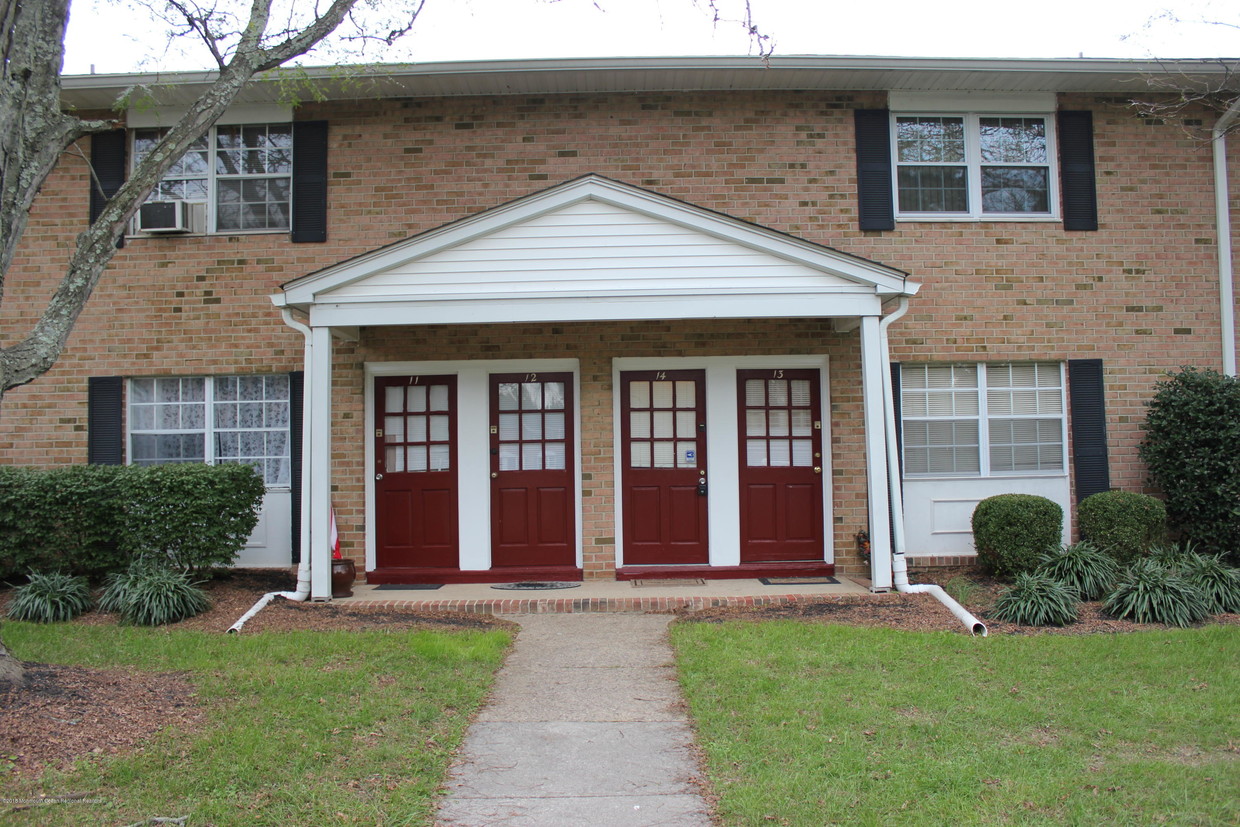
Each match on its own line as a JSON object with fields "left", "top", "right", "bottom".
{"left": 273, "top": 175, "right": 918, "bottom": 327}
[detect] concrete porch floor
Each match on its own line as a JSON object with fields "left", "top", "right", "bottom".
{"left": 330, "top": 575, "right": 875, "bottom": 614}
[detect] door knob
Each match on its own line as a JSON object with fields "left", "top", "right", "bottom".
{"left": 491, "top": 472, "right": 498, "bottom": 479}
{"left": 813, "top": 466, "right": 822, "bottom": 474}
{"left": 375, "top": 473, "right": 384, "bottom": 481}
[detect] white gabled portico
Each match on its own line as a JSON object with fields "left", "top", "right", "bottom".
{"left": 272, "top": 174, "right": 918, "bottom": 598}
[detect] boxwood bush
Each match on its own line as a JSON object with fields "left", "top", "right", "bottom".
{"left": 0, "top": 463, "right": 265, "bottom": 579}
{"left": 1077, "top": 490, "right": 1166, "bottom": 564}
{"left": 972, "top": 494, "right": 1063, "bottom": 578}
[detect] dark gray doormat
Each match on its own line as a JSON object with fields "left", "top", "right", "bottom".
{"left": 631, "top": 579, "right": 706, "bottom": 587}
{"left": 373, "top": 584, "right": 443, "bottom": 590}
{"left": 490, "top": 581, "right": 582, "bottom": 590}
{"left": 759, "top": 577, "right": 840, "bottom": 586}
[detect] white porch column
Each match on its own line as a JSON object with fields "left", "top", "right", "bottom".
{"left": 860, "top": 315, "right": 893, "bottom": 590}
{"left": 308, "top": 325, "right": 334, "bottom": 600}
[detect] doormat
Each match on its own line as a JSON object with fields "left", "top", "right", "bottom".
{"left": 490, "top": 581, "right": 582, "bottom": 591}
{"left": 759, "top": 577, "right": 840, "bottom": 586}
{"left": 631, "top": 579, "right": 706, "bottom": 587}
{"left": 372, "top": 584, "right": 443, "bottom": 591}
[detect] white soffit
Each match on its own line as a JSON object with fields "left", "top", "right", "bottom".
{"left": 887, "top": 91, "right": 1056, "bottom": 113}
{"left": 127, "top": 103, "right": 293, "bottom": 128}
{"left": 276, "top": 175, "right": 915, "bottom": 323}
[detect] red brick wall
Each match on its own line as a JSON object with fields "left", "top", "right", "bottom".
{"left": 1, "top": 88, "right": 1235, "bottom": 575}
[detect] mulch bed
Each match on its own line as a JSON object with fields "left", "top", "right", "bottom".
{"left": 1, "top": 568, "right": 1235, "bottom": 783}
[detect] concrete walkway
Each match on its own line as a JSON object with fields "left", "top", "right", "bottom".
{"left": 435, "top": 613, "right": 712, "bottom": 826}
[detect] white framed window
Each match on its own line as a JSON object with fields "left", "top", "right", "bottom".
{"left": 132, "top": 123, "right": 293, "bottom": 233}
{"left": 892, "top": 113, "right": 1057, "bottom": 220}
{"left": 901, "top": 363, "right": 1066, "bottom": 477}
{"left": 128, "top": 375, "right": 291, "bottom": 487}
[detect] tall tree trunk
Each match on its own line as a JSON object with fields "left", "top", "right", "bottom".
{"left": 0, "top": 634, "right": 24, "bottom": 687}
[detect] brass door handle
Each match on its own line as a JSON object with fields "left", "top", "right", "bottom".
{"left": 813, "top": 466, "right": 822, "bottom": 474}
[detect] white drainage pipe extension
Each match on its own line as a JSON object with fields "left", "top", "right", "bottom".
{"left": 227, "top": 309, "right": 314, "bottom": 633}
{"left": 880, "top": 298, "right": 988, "bottom": 636}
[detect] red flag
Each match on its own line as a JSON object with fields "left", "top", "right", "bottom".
{"left": 330, "top": 505, "right": 341, "bottom": 559}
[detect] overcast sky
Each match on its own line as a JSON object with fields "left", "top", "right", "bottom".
{"left": 63, "top": 0, "right": 1239, "bottom": 76}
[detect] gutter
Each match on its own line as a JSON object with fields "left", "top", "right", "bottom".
{"left": 227, "top": 308, "right": 314, "bottom": 632}
{"left": 879, "top": 298, "right": 988, "bottom": 636}
{"left": 1212, "top": 97, "right": 1240, "bottom": 377}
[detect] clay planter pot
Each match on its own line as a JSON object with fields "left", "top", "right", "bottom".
{"left": 330, "top": 558, "right": 356, "bottom": 598}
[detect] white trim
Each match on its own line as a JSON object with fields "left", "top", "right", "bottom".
{"left": 860, "top": 316, "right": 893, "bottom": 589}
{"left": 363, "top": 359, "right": 581, "bottom": 573}
{"left": 126, "top": 103, "right": 293, "bottom": 128}
{"left": 888, "top": 91, "right": 1056, "bottom": 113}
{"left": 611, "top": 354, "right": 833, "bottom": 570}
{"left": 308, "top": 327, "right": 334, "bottom": 600}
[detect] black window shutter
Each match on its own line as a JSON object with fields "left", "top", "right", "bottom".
{"left": 1068, "top": 359, "right": 1110, "bottom": 503}
{"left": 291, "top": 121, "right": 329, "bottom": 243}
{"left": 889, "top": 362, "right": 904, "bottom": 481}
{"left": 87, "top": 376, "right": 124, "bottom": 465}
{"left": 289, "top": 370, "right": 304, "bottom": 564}
{"left": 854, "top": 109, "right": 895, "bottom": 231}
{"left": 89, "top": 129, "right": 128, "bottom": 248}
{"left": 1058, "top": 111, "right": 1098, "bottom": 232}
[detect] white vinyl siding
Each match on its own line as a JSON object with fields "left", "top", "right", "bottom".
{"left": 902, "top": 363, "right": 1065, "bottom": 477}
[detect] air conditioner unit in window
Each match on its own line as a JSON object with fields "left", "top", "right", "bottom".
{"left": 137, "top": 200, "right": 190, "bottom": 233}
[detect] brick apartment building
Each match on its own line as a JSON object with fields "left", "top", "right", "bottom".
{"left": 1, "top": 56, "right": 1236, "bottom": 599}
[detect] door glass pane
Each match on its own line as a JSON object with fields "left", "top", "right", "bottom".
{"left": 653, "top": 442, "right": 675, "bottom": 468}
{"left": 522, "top": 443, "right": 543, "bottom": 471}
{"left": 429, "top": 384, "right": 449, "bottom": 411}
{"left": 407, "top": 385, "right": 427, "bottom": 412}
{"left": 386, "top": 446, "right": 405, "bottom": 472}
{"left": 498, "top": 383, "right": 520, "bottom": 410}
{"left": 791, "top": 380, "right": 811, "bottom": 406}
{"left": 407, "top": 415, "right": 428, "bottom": 443}
{"left": 745, "top": 379, "right": 765, "bottom": 406}
{"left": 677, "top": 442, "right": 697, "bottom": 468}
{"left": 769, "top": 439, "right": 791, "bottom": 467}
{"left": 545, "top": 412, "right": 566, "bottom": 440}
{"left": 653, "top": 411, "right": 674, "bottom": 439}
{"left": 429, "top": 415, "right": 449, "bottom": 441}
{"left": 675, "top": 380, "right": 695, "bottom": 408}
{"left": 522, "top": 383, "right": 542, "bottom": 410}
{"left": 768, "top": 409, "right": 790, "bottom": 437}
{"left": 385, "top": 385, "right": 404, "bottom": 413}
{"left": 630, "top": 411, "right": 650, "bottom": 439}
{"left": 406, "top": 445, "right": 428, "bottom": 472}
{"left": 429, "top": 444, "right": 450, "bottom": 471}
{"left": 676, "top": 411, "right": 696, "bottom": 438}
{"left": 545, "top": 442, "right": 566, "bottom": 470}
{"left": 630, "top": 381, "right": 650, "bottom": 409}
{"left": 499, "top": 413, "right": 520, "bottom": 441}
{"left": 768, "top": 380, "right": 788, "bottom": 406}
{"left": 631, "top": 442, "right": 652, "bottom": 468}
{"left": 791, "top": 409, "right": 812, "bottom": 436}
{"left": 499, "top": 444, "right": 520, "bottom": 471}
{"left": 746, "top": 410, "right": 767, "bottom": 436}
{"left": 746, "top": 439, "right": 767, "bottom": 467}
{"left": 793, "top": 439, "right": 814, "bottom": 466}
{"left": 384, "top": 416, "right": 404, "bottom": 443}
{"left": 544, "top": 382, "right": 565, "bottom": 410}
{"left": 522, "top": 412, "right": 543, "bottom": 440}
{"left": 652, "top": 381, "right": 674, "bottom": 408}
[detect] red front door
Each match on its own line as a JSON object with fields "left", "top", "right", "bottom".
{"left": 621, "top": 370, "right": 708, "bottom": 565}
{"left": 737, "top": 369, "right": 825, "bottom": 562}
{"left": 374, "top": 375, "right": 458, "bottom": 570}
{"left": 490, "top": 373, "right": 577, "bottom": 570}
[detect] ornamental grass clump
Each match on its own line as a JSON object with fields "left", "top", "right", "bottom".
{"left": 1102, "top": 558, "right": 1211, "bottom": 628}
{"left": 1036, "top": 542, "right": 1119, "bottom": 601}
{"left": 5, "top": 571, "right": 93, "bottom": 623}
{"left": 991, "top": 572, "right": 1079, "bottom": 626}
{"left": 100, "top": 562, "right": 210, "bottom": 626}
{"left": 1178, "top": 553, "right": 1240, "bottom": 614}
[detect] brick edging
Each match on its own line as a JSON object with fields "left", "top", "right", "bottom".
{"left": 339, "top": 592, "right": 886, "bottom": 614}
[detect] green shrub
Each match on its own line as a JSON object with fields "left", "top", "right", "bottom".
{"left": 1178, "top": 554, "right": 1240, "bottom": 614}
{"left": 5, "top": 572, "right": 93, "bottom": 623}
{"left": 1077, "top": 490, "right": 1166, "bottom": 564}
{"left": 991, "top": 572, "right": 1079, "bottom": 626}
{"left": 100, "top": 563, "right": 210, "bottom": 626}
{"left": 971, "top": 494, "right": 1063, "bottom": 578}
{"left": 1036, "top": 542, "right": 1119, "bottom": 601}
{"left": 1139, "top": 367, "right": 1240, "bottom": 562}
{"left": 1103, "top": 558, "right": 1212, "bottom": 627}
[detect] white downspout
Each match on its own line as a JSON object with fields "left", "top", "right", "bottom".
{"left": 879, "top": 297, "right": 988, "bottom": 636}
{"left": 1212, "top": 97, "right": 1240, "bottom": 377}
{"left": 227, "top": 308, "right": 314, "bottom": 632}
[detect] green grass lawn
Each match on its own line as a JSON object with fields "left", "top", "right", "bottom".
{"left": 1, "top": 623, "right": 510, "bottom": 826}
{"left": 672, "top": 621, "right": 1238, "bottom": 826}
